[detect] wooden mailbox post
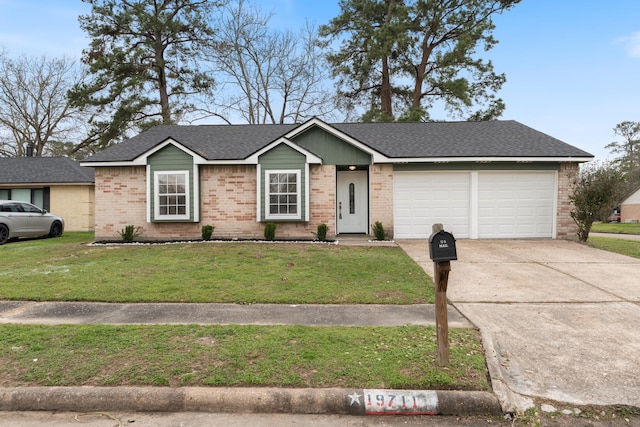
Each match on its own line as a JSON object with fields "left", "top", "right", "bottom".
{"left": 428, "top": 225, "right": 457, "bottom": 367}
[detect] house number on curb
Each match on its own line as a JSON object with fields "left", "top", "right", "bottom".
{"left": 349, "top": 389, "right": 438, "bottom": 415}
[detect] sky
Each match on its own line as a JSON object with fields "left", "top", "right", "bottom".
{"left": 0, "top": 0, "right": 639, "bottom": 161}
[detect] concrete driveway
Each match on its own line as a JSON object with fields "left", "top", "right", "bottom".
{"left": 397, "top": 239, "right": 640, "bottom": 412}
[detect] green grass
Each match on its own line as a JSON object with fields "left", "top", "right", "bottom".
{"left": 0, "top": 324, "right": 490, "bottom": 391}
{"left": 0, "top": 233, "right": 488, "bottom": 391}
{"left": 0, "top": 233, "right": 433, "bottom": 304}
{"left": 590, "top": 222, "right": 640, "bottom": 234}
{"left": 587, "top": 236, "right": 640, "bottom": 258}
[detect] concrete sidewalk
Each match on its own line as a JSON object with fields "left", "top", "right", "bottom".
{"left": 397, "top": 239, "right": 640, "bottom": 412}
{"left": 0, "top": 301, "right": 472, "bottom": 327}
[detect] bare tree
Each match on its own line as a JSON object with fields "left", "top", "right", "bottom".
{"left": 0, "top": 54, "right": 86, "bottom": 157}
{"left": 209, "top": 0, "right": 335, "bottom": 124}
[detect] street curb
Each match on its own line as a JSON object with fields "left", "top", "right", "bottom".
{"left": 0, "top": 387, "right": 502, "bottom": 416}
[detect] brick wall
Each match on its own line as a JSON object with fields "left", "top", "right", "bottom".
{"left": 556, "top": 162, "right": 579, "bottom": 240}
{"left": 94, "top": 167, "right": 149, "bottom": 240}
{"left": 370, "top": 164, "right": 394, "bottom": 238}
{"left": 201, "top": 164, "right": 337, "bottom": 240}
{"left": 307, "top": 165, "right": 336, "bottom": 239}
{"left": 622, "top": 204, "right": 640, "bottom": 222}
{"left": 96, "top": 163, "right": 580, "bottom": 241}
{"left": 199, "top": 165, "right": 261, "bottom": 238}
{"left": 95, "top": 164, "right": 338, "bottom": 241}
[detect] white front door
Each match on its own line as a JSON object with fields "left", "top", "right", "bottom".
{"left": 336, "top": 170, "right": 368, "bottom": 233}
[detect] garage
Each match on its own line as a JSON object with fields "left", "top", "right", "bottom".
{"left": 393, "top": 170, "right": 557, "bottom": 239}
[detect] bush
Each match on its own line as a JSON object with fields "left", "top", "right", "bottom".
{"left": 314, "top": 223, "right": 328, "bottom": 241}
{"left": 264, "top": 222, "right": 277, "bottom": 241}
{"left": 371, "top": 221, "right": 386, "bottom": 241}
{"left": 570, "top": 161, "right": 627, "bottom": 242}
{"left": 201, "top": 225, "right": 215, "bottom": 240}
{"left": 118, "top": 225, "right": 142, "bottom": 242}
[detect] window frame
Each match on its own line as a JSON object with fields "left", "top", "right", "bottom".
{"left": 153, "top": 170, "right": 190, "bottom": 221}
{"left": 264, "top": 169, "right": 302, "bottom": 221}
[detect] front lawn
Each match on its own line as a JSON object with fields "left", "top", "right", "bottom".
{"left": 0, "top": 233, "right": 433, "bottom": 303}
{"left": 587, "top": 236, "right": 640, "bottom": 258}
{"left": 590, "top": 222, "right": 640, "bottom": 234}
{"left": 0, "top": 324, "right": 489, "bottom": 391}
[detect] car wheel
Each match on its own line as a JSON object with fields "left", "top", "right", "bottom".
{"left": 0, "top": 224, "right": 8, "bottom": 245}
{"left": 49, "top": 221, "right": 63, "bottom": 238}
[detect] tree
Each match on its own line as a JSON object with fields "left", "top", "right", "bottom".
{"left": 209, "top": 0, "right": 335, "bottom": 124}
{"left": 69, "top": 0, "right": 223, "bottom": 153}
{"left": 605, "top": 121, "right": 640, "bottom": 190}
{"left": 569, "top": 162, "right": 627, "bottom": 242}
{"left": 319, "top": 0, "right": 520, "bottom": 122}
{"left": 0, "top": 54, "right": 86, "bottom": 157}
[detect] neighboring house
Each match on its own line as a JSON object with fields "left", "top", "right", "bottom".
{"left": 0, "top": 156, "right": 95, "bottom": 232}
{"left": 81, "top": 118, "right": 593, "bottom": 241}
{"left": 621, "top": 187, "right": 640, "bottom": 223}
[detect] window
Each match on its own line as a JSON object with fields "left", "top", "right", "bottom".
{"left": 0, "top": 188, "right": 46, "bottom": 209}
{"left": 154, "top": 171, "right": 190, "bottom": 220}
{"left": 266, "top": 170, "right": 301, "bottom": 220}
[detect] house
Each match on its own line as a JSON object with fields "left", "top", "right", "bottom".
{"left": 80, "top": 118, "right": 593, "bottom": 241}
{"left": 621, "top": 187, "right": 640, "bottom": 223}
{"left": 0, "top": 156, "right": 95, "bottom": 232}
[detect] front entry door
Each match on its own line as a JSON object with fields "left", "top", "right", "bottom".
{"left": 336, "top": 170, "right": 368, "bottom": 233}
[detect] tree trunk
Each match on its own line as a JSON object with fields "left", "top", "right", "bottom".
{"left": 379, "top": 0, "right": 395, "bottom": 118}
{"left": 412, "top": 34, "right": 432, "bottom": 110}
{"left": 155, "top": 37, "right": 171, "bottom": 124}
{"left": 380, "top": 56, "right": 392, "bottom": 117}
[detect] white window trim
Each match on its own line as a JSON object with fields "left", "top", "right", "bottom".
{"left": 265, "top": 169, "right": 302, "bottom": 220}
{"left": 154, "top": 170, "right": 190, "bottom": 221}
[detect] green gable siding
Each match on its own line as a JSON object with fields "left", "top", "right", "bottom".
{"left": 293, "top": 127, "right": 371, "bottom": 165}
{"left": 148, "top": 144, "right": 195, "bottom": 222}
{"left": 259, "top": 143, "right": 306, "bottom": 169}
{"left": 259, "top": 143, "right": 307, "bottom": 221}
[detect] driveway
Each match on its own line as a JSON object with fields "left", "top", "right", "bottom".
{"left": 397, "top": 239, "right": 640, "bottom": 412}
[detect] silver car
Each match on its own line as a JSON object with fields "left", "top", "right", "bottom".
{"left": 0, "top": 200, "right": 64, "bottom": 245}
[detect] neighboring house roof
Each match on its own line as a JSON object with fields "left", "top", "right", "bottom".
{"left": 0, "top": 156, "right": 95, "bottom": 185}
{"left": 81, "top": 119, "right": 593, "bottom": 164}
{"left": 621, "top": 186, "right": 640, "bottom": 205}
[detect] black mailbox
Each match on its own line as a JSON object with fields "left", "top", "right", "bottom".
{"left": 429, "top": 230, "right": 457, "bottom": 262}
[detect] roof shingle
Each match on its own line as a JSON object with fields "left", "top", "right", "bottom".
{"left": 0, "top": 156, "right": 95, "bottom": 184}
{"left": 81, "top": 120, "right": 593, "bottom": 163}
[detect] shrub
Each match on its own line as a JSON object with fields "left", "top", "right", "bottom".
{"left": 371, "top": 221, "right": 386, "bottom": 241}
{"left": 201, "top": 225, "right": 215, "bottom": 240}
{"left": 569, "top": 161, "right": 627, "bottom": 242}
{"left": 314, "top": 223, "right": 328, "bottom": 241}
{"left": 117, "top": 225, "right": 142, "bottom": 242}
{"left": 264, "top": 222, "right": 277, "bottom": 241}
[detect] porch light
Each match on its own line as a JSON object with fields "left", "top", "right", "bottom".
{"left": 348, "top": 165, "right": 356, "bottom": 171}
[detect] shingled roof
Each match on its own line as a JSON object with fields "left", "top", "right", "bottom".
{"left": 81, "top": 120, "right": 593, "bottom": 163}
{"left": 0, "top": 156, "right": 94, "bottom": 184}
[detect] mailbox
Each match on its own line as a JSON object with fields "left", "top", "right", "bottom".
{"left": 429, "top": 230, "right": 457, "bottom": 262}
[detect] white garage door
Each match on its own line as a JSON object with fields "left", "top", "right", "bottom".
{"left": 393, "top": 171, "right": 471, "bottom": 239}
{"left": 478, "top": 172, "right": 555, "bottom": 238}
{"left": 393, "top": 170, "right": 556, "bottom": 239}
